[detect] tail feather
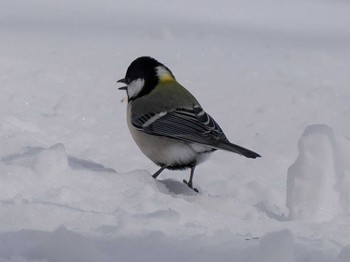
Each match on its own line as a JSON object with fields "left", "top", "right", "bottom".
{"left": 218, "top": 141, "right": 261, "bottom": 159}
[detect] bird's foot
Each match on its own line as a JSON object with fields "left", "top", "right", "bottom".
{"left": 183, "top": 179, "right": 199, "bottom": 193}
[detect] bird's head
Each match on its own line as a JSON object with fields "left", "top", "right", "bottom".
{"left": 117, "top": 56, "right": 175, "bottom": 101}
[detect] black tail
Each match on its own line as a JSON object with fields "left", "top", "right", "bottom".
{"left": 218, "top": 141, "right": 261, "bottom": 159}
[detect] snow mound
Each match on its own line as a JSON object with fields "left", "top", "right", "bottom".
{"left": 286, "top": 124, "right": 350, "bottom": 222}
{"left": 0, "top": 143, "right": 174, "bottom": 233}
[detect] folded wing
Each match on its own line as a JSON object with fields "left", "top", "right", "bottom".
{"left": 132, "top": 106, "right": 260, "bottom": 159}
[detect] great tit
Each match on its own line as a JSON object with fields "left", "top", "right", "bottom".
{"left": 118, "top": 56, "right": 260, "bottom": 192}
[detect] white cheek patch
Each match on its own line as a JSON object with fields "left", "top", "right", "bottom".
{"left": 127, "top": 78, "right": 145, "bottom": 99}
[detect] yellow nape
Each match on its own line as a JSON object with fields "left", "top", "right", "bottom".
{"left": 159, "top": 73, "right": 175, "bottom": 82}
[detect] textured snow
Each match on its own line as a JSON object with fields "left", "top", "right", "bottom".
{"left": 1, "top": 0, "right": 350, "bottom": 261}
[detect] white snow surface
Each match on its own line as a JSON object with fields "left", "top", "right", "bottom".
{"left": 1, "top": 0, "right": 350, "bottom": 261}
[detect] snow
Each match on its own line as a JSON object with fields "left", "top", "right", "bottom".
{"left": 1, "top": 0, "right": 350, "bottom": 261}
{"left": 286, "top": 125, "right": 350, "bottom": 222}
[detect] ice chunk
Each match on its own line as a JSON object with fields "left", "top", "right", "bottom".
{"left": 286, "top": 124, "right": 350, "bottom": 222}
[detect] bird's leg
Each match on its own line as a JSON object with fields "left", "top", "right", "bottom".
{"left": 183, "top": 166, "right": 199, "bottom": 193}
{"left": 152, "top": 165, "right": 167, "bottom": 179}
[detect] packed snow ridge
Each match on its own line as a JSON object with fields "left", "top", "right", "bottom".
{"left": 287, "top": 124, "right": 350, "bottom": 222}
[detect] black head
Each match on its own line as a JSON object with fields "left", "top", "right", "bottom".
{"left": 117, "top": 56, "right": 175, "bottom": 101}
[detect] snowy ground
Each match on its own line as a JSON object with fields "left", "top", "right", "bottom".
{"left": 1, "top": 0, "right": 350, "bottom": 261}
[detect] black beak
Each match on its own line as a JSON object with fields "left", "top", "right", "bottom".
{"left": 117, "top": 78, "right": 127, "bottom": 90}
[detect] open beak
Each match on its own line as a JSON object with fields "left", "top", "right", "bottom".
{"left": 117, "top": 78, "right": 127, "bottom": 90}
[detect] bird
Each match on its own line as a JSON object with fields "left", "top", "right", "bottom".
{"left": 117, "top": 56, "right": 260, "bottom": 192}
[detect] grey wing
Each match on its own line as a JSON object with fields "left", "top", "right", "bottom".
{"left": 132, "top": 106, "right": 227, "bottom": 145}
{"left": 132, "top": 106, "right": 261, "bottom": 159}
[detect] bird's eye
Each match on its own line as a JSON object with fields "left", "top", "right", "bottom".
{"left": 126, "top": 78, "right": 131, "bottom": 84}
